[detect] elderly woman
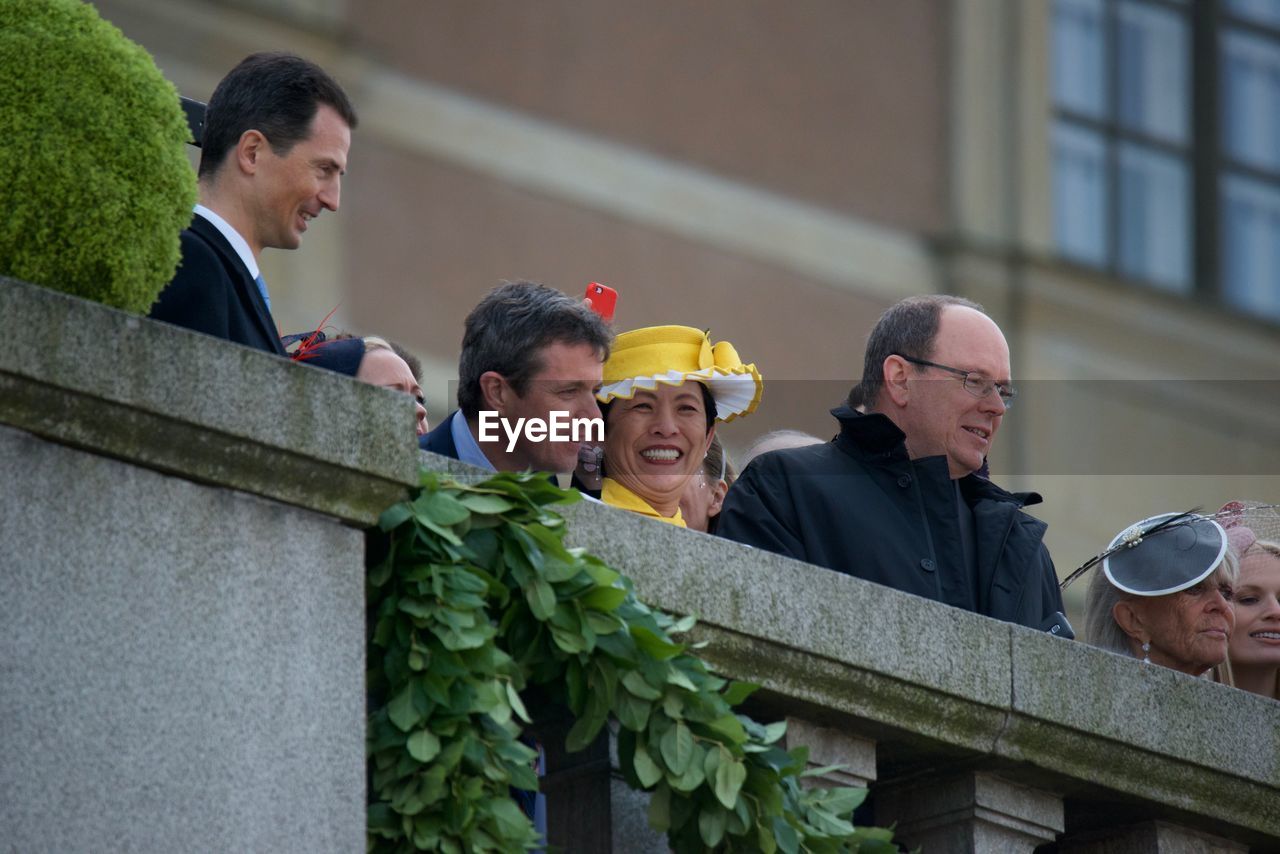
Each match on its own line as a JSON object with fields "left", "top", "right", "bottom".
{"left": 595, "top": 326, "right": 761, "bottom": 526}
{"left": 1220, "top": 502, "right": 1280, "bottom": 700}
{"left": 1081, "top": 512, "right": 1237, "bottom": 678}
{"left": 679, "top": 434, "right": 737, "bottom": 534}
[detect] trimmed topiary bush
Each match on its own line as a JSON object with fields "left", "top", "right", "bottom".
{"left": 0, "top": 0, "right": 196, "bottom": 313}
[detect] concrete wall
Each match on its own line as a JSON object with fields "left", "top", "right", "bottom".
{"left": 2, "top": 274, "right": 1278, "bottom": 850}
{"left": 424, "top": 448, "right": 1280, "bottom": 852}
{"left": 0, "top": 276, "right": 418, "bottom": 851}
{"left": 0, "top": 426, "right": 364, "bottom": 850}
{"left": 552, "top": 467, "right": 1280, "bottom": 852}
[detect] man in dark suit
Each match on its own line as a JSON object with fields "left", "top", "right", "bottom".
{"left": 718, "top": 295, "right": 1071, "bottom": 636}
{"left": 420, "top": 281, "right": 613, "bottom": 474}
{"left": 150, "top": 53, "right": 357, "bottom": 354}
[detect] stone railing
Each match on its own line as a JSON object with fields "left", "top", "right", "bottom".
{"left": 0, "top": 276, "right": 419, "bottom": 851}
{"left": 424, "top": 448, "right": 1280, "bottom": 853}
{"left": 3, "top": 275, "right": 1277, "bottom": 852}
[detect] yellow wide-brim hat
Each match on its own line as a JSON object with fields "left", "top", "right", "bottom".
{"left": 598, "top": 325, "right": 763, "bottom": 423}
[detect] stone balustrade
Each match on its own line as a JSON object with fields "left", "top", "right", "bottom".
{"left": 0, "top": 276, "right": 418, "bottom": 851}
{"left": 2, "top": 275, "right": 1277, "bottom": 852}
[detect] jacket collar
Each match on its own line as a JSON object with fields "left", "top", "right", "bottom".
{"left": 189, "top": 214, "right": 282, "bottom": 352}
{"left": 830, "top": 403, "right": 1042, "bottom": 509}
{"left": 830, "top": 403, "right": 907, "bottom": 456}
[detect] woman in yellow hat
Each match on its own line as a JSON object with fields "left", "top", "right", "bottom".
{"left": 595, "top": 326, "right": 762, "bottom": 527}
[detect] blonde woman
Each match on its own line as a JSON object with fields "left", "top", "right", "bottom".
{"left": 1220, "top": 502, "right": 1280, "bottom": 700}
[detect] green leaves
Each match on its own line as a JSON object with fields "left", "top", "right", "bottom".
{"left": 368, "top": 470, "right": 891, "bottom": 853}
{"left": 504, "top": 681, "right": 531, "bottom": 724}
{"left": 699, "top": 804, "right": 728, "bottom": 848}
{"left": 722, "top": 680, "right": 761, "bottom": 707}
{"left": 631, "top": 625, "right": 684, "bottom": 660}
{"left": 378, "top": 502, "right": 412, "bottom": 532}
{"left": 580, "top": 585, "right": 628, "bottom": 612}
{"left": 660, "top": 722, "right": 695, "bottom": 775}
{"left": 526, "top": 577, "right": 556, "bottom": 620}
{"left": 415, "top": 492, "right": 471, "bottom": 526}
{"left": 632, "top": 742, "right": 664, "bottom": 788}
{"left": 457, "top": 492, "right": 516, "bottom": 515}
{"left": 714, "top": 755, "right": 747, "bottom": 809}
{"left": 406, "top": 730, "right": 441, "bottom": 763}
{"left": 387, "top": 684, "right": 422, "bottom": 732}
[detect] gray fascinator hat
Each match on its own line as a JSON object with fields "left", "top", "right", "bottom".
{"left": 1101, "top": 512, "right": 1228, "bottom": 597}
{"left": 1061, "top": 509, "right": 1229, "bottom": 593}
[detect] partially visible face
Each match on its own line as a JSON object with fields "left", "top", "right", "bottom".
{"left": 357, "top": 348, "right": 428, "bottom": 437}
{"left": 679, "top": 469, "right": 728, "bottom": 533}
{"left": 502, "top": 341, "right": 604, "bottom": 474}
{"left": 604, "top": 382, "right": 713, "bottom": 514}
{"left": 1228, "top": 546, "right": 1280, "bottom": 668}
{"left": 897, "top": 306, "right": 1011, "bottom": 479}
{"left": 252, "top": 104, "right": 350, "bottom": 253}
{"left": 1121, "top": 570, "right": 1236, "bottom": 676}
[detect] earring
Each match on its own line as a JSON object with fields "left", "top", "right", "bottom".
{"left": 1141, "top": 641, "right": 1151, "bottom": 665}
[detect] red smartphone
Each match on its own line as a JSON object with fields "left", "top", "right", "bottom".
{"left": 584, "top": 282, "right": 617, "bottom": 323}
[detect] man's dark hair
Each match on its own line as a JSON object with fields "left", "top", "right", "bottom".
{"left": 198, "top": 52, "right": 357, "bottom": 179}
{"left": 457, "top": 281, "right": 614, "bottom": 417}
{"left": 853, "top": 294, "right": 985, "bottom": 410}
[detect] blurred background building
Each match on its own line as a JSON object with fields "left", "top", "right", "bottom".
{"left": 94, "top": 0, "right": 1280, "bottom": 618}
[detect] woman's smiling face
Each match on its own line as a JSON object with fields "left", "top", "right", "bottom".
{"left": 1229, "top": 544, "right": 1280, "bottom": 669}
{"left": 604, "top": 382, "right": 713, "bottom": 516}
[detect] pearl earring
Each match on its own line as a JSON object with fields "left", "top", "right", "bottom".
{"left": 1141, "top": 641, "right": 1151, "bottom": 665}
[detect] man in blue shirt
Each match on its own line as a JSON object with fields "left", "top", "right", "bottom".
{"left": 421, "top": 281, "right": 613, "bottom": 475}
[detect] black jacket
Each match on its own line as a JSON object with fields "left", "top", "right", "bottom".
{"left": 149, "top": 214, "right": 285, "bottom": 355}
{"left": 419, "top": 414, "right": 460, "bottom": 458}
{"left": 718, "top": 405, "right": 1069, "bottom": 634}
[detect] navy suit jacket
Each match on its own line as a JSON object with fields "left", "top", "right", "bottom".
{"left": 419, "top": 415, "right": 460, "bottom": 459}
{"left": 149, "top": 214, "right": 285, "bottom": 355}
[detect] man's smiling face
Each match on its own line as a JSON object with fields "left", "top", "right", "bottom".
{"left": 896, "top": 306, "right": 1011, "bottom": 479}
{"left": 250, "top": 104, "right": 349, "bottom": 254}
{"left": 500, "top": 340, "right": 604, "bottom": 474}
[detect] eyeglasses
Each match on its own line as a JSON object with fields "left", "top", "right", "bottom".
{"left": 894, "top": 354, "right": 1017, "bottom": 408}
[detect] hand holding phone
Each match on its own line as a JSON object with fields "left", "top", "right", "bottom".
{"left": 584, "top": 282, "right": 617, "bottom": 323}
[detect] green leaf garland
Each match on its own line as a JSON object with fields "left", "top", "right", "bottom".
{"left": 367, "top": 471, "right": 895, "bottom": 852}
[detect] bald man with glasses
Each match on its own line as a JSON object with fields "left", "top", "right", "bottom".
{"left": 718, "top": 295, "right": 1071, "bottom": 636}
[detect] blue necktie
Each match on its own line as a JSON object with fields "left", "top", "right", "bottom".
{"left": 254, "top": 274, "right": 272, "bottom": 314}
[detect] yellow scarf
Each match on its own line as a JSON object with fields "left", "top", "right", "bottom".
{"left": 601, "top": 478, "right": 686, "bottom": 528}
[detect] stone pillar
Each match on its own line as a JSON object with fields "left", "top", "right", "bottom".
{"left": 609, "top": 774, "right": 669, "bottom": 854}
{"left": 784, "top": 717, "right": 877, "bottom": 789}
{"left": 606, "top": 726, "right": 670, "bottom": 854}
{"left": 0, "top": 276, "right": 418, "bottom": 852}
{"left": 875, "top": 771, "right": 1064, "bottom": 853}
{"left": 531, "top": 712, "right": 616, "bottom": 852}
{"left": 1059, "top": 820, "right": 1248, "bottom": 853}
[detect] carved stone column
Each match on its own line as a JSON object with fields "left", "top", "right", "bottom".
{"left": 1059, "top": 820, "right": 1248, "bottom": 853}
{"left": 875, "top": 771, "right": 1064, "bottom": 853}
{"left": 537, "top": 717, "right": 613, "bottom": 852}
{"left": 783, "top": 717, "right": 877, "bottom": 789}
{"left": 606, "top": 727, "right": 668, "bottom": 854}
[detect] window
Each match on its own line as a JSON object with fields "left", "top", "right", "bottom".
{"left": 1052, "top": 0, "right": 1280, "bottom": 321}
